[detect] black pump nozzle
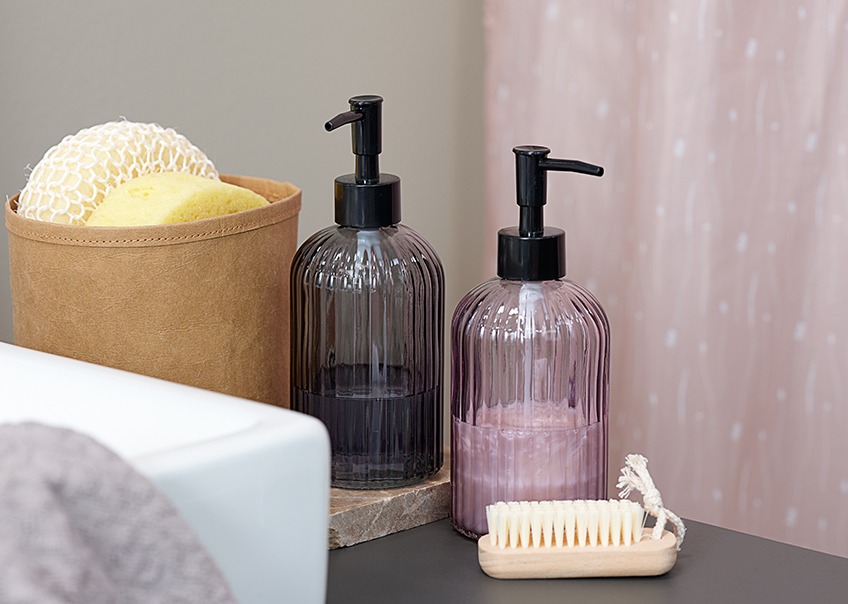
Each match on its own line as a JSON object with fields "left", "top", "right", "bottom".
{"left": 514, "top": 145, "right": 603, "bottom": 237}
{"left": 498, "top": 146, "right": 604, "bottom": 281}
{"left": 325, "top": 95, "right": 383, "bottom": 184}
{"left": 325, "top": 95, "right": 400, "bottom": 228}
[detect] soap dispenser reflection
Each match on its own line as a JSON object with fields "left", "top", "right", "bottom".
{"left": 291, "top": 95, "right": 444, "bottom": 489}
{"left": 450, "top": 146, "right": 609, "bottom": 538}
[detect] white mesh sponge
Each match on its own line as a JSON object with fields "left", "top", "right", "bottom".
{"left": 17, "top": 120, "right": 219, "bottom": 225}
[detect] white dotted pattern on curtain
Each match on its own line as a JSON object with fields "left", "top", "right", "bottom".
{"left": 484, "top": 0, "right": 848, "bottom": 556}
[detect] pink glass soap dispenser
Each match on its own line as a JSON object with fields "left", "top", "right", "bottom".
{"left": 451, "top": 146, "right": 608, "bottom": 538}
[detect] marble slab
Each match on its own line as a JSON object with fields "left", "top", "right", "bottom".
{"left": 328, "top": 461, "right": 451, "bottom": 549}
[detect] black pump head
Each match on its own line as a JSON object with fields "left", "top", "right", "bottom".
{"left": 325, "top": 95, "right": 400, "bottom": 228}
{"left": 497, "top": 146, "right": 604, "bottom": 281}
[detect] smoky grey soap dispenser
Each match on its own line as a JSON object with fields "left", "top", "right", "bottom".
{"left": 451, "top": 146, "right": 609, "bottom": 537}
{"left": 291, "top": 95, "right": 444, "bottom": 489}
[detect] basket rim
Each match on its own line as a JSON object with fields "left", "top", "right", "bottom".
{"left": 5, "top": 174, "right": 301, "bottom": 248}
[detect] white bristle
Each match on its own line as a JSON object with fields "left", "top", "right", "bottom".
{"left": 519, "top": 503, "right": 531, "bottom": 548}
{"left": 632, "top": 501, "right": 645, "bottom": 544}
{"left": 564, "top": 502, "right": 576, "bottom": 547}
{"left": 576, "top": 502, "right": 589, "bottom": 546}
{"left": 622, "top": 501, "right": 634, "bottom": 546}
{"left": 530, "top": 502, "right": 543, "bottom": 547}
{"left": 507, "top": 502, "right": 520, "bottom": 549}
{"left": 588, "top": 505, "right": 599, "bottom": 546}
{"left": 610, "top": 500, "right": 622, "bottom": 546}
{"left": 483, "top": 499, "right": 646, "bottom": 549}
{"left": 541, "top": 502, "right": 554, "bottom": 547}
{"left": 486, "top": 504, "right": 498, "bottom": 547}
{"left": 497, "top": 502, "right": 508, "bottom": 549}
{"left": 554, "top": 502, "right": 566, "bottom": 547}
{"left": 599, "top": 501, "right": 611, "bottom": 546}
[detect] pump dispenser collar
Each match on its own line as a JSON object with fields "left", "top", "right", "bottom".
{"left": 325, "top": 95, "right": 401, "bottom": 228}
{"left": 497, "top": 146, "right": 604, "bottom": 281}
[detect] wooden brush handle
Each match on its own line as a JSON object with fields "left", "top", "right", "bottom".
{"left": 477, "top": 528, "right": 678, "bottom": 579}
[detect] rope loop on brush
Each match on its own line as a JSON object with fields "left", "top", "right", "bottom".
{"left": 616, "top": 453, "right": 686, "bottom": 551}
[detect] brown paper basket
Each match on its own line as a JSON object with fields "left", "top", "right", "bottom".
{"left": 5, "top": 174, "right": 301, "bottom": 408}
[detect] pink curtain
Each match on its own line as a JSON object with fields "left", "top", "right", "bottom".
{"left": 484, "top": 0, "right": 848, "bottom": 556}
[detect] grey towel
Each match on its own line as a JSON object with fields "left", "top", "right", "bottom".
{"left": 0, "top": 423, "right": 237, "bottom": 604}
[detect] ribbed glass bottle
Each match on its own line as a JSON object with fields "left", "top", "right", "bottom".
{"left": 291, "top": 224, "right": 444, "bottom": 488}
{"left": 450, "top": 278, "right": 609, "bottom": 538}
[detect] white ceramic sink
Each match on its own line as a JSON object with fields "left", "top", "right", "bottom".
{"left": 0, "top": 342, "right": 330, "bottom": 604}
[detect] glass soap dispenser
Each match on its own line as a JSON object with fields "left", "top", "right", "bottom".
{"left": 451, "top": 146, "right": 608, "bottom": 537}
{"left": 291, "top": 95, "right": 444, "bottom": 489}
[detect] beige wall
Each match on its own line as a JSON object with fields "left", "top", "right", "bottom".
{"left": 0, "top": 0, "right": 485, "bottom": 347}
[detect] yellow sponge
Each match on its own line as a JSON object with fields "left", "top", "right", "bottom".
{"left": 86, "top": 172, "right": 269, "bottom": 226}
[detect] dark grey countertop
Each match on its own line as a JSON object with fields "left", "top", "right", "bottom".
{"left": 328, "top": 518, "right": 848, "bottom": 603}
